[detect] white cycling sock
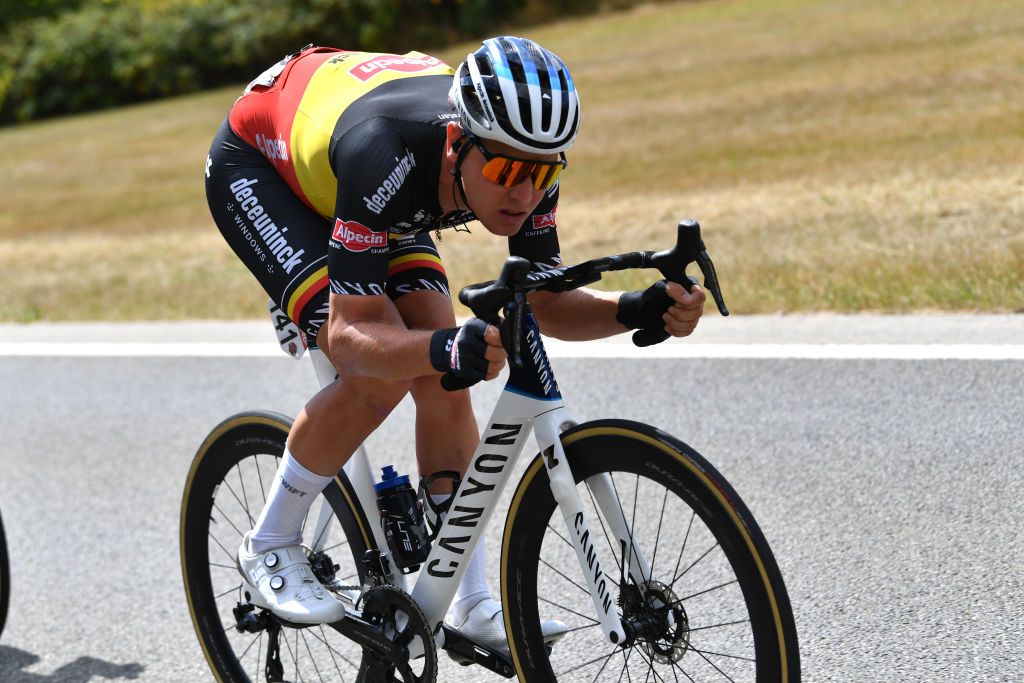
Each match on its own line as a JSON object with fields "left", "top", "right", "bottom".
{"left": 431, "top": 493, "right": 493, "bottom": 622}
{"left": 249, "top": 448, "right": 334, "bottom": 555}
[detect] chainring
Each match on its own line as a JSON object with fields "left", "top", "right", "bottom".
{"left": 359, "top": 585, "right": 437, "bottom": 683}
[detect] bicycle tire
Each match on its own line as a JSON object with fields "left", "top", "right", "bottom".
{"left": 501, "top": 419, "right": 800, "bottom": 682}
{"left": 180, "top": 411, "right": 378, "bottom": 682}
{"left": 0, "top": 507, "right": 8, "bottom": 640}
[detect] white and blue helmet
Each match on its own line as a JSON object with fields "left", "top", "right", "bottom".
{"left": 450, "top": 36, "right": 581, "bottom": 154}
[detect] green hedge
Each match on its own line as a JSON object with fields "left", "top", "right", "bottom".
{"left": 0, "top": 0, "right": 617, "bottom": 125}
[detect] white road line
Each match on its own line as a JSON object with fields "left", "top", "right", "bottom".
{"left": 0, "top": 342, "right": 1022, "bottom": 360}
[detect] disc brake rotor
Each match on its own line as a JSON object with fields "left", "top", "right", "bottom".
{"left": 638, "top": 580, "right": 689, "bottom": 664}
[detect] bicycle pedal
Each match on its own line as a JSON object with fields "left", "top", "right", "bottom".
{"left": 439, "top": 624, "right": 515, "bottom": 678}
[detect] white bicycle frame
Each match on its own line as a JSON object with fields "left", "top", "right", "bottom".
{"left": 301, "top": 314, "right": 653, "bottom": 649}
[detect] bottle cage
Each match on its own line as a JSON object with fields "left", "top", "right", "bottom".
{"left": 417, "top": 470, "right": 463, "bottom": 541}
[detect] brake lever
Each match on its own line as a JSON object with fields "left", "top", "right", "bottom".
{"left": 696, "top": 249, "right": 729, "bottom": 316}
{"left": 652, "top": 220, "right": 729, "bottom": 317}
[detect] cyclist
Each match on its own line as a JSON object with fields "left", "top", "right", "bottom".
{"left": 204, "top": 36, "right": 706, "bottom": 653}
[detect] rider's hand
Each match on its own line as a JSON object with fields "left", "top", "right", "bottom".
{"left": 617, "top": 279, "right": 706, "bottom": 347}
{"left": 429, "top": 317, "right": 507, "bottom": 390}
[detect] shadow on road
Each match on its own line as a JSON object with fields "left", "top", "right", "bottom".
{"left": 0, "top": 646, "right": 143, "bottom": 682}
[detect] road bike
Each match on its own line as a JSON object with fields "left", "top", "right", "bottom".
{"left": 0, "top": 506, "right": 8, "bottom": 640}
{"left": 180, "top": 220, "right": 800, "bottom": 682}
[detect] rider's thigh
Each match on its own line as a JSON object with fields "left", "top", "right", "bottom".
{"left": 205, "top": 118, "right": 330, "bottom": 340}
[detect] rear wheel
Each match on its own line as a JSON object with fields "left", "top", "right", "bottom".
{"left": 501, "top": 420, "right": 800, "bottom": 682}
{"left": 180, "top": 411, "right": 377, "bottom": 682}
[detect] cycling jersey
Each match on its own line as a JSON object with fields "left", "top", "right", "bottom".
{"left": 207, "top": 46, "right": 563, "bottom": 336}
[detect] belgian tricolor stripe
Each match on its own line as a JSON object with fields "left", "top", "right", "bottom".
{"left": 387, "top": 252, "right": 446, "bottom": 277}
{"left": 286, "top": 266, "right": 329, "bottom": 323}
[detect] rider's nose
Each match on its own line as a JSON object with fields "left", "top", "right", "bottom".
{"left": 507, "top": 177, "right": 535, "bottom": 203}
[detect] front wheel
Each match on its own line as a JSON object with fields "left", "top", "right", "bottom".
{"left": 501, "top": 419, "right": 800, "bottom": 682}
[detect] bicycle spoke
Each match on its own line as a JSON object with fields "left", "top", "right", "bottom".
{"left": 649, "top": 486, "right": 669, "bottom": 580}
{"left": 208, "top": 528, "right": 239, "bottom": 566}
{"left": 214, "top": 583, "right": 242, "bottom": 600}
{"left": 546, "top": 522, "right": 576, "bottom": 552}
{"left": 671, "top": 512, "right": 695, "bottom": 592}
{"left": 686, "top": 617, "right": 750, "bottom": 633}
{"left": 313, "top": 624, "right": 357, "bottom": 675}
{"left": 670, "top": 541, "right": 719, "bottom": 590}
{"left": 540, "top": 556, "right": 594, "bottom": 596}
{"left": 312, "top": 502, "right": 333, "bottom": 552}
{"left": 237, "top": 631, "right": 262, "bottom": 662}
{"left": 609, "top": 473, "right": 649, "bottom": 586}
{"left": 556, "top": 648, "right": 619, "bottom": 677}
{"left": 235, "top": 463, "right": 255, "bottom": 528}
{"left": 588, "top": 646, "right": 617, "bottom": 682}
{"left": 678, "top": 578, "right": 737, "bottom": 603}
{"left": 618, "top": 645, "right": 634, "bottom": 683}
{"left": 209, "top": 561, "right": 238, "bottom": 571}
{"left": 298, "top": 629, "right": 327, "bottom": 683}
{"left": 256, "top": 454, "right": 271, "bottom": 507}
{"left": 689, "top": 645, "right": 741, "bottom": 682}
{"left": 283, "top": 627, "right": 303, "bottom": 683}
{"left": 689, "top": 647, "right": 755, "bottom": 664}
{"left": 255, "top": 632, "right": 263, "bottom": 682}
{"left": 631, "top": 646, "right": 668, "bottom": 683}
{"left": 221, "top": 478, "right": 255, "bottom": 529}
{"left": 538, "top": 594, "right": 600, "bottom": 625}
{"left": 212, "top": 500, "right": 248, "bottom": 541}
{"left": 318, "top": 540, "right": 349, "bottom": 554}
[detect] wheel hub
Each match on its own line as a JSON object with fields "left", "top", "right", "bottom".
{"left": 621, "top": 580, "right": 690, "bottom": 664}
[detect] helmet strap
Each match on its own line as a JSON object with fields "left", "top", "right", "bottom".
{"left": 450, "top": 135, "right": 475, "bottom": 214}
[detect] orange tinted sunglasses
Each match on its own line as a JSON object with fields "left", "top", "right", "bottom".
{"left": 472, "top": 138, "right": 567, "bottom": 191}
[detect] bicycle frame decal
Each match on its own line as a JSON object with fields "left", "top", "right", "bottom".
{"left": 506, "top": 311, "right": 561, "bottom": 400}
{"left": 410, "top": 407, "right": 534, "bottom": 625}
{"left": 534, "top": 408, "right": 631, "bottom": 644}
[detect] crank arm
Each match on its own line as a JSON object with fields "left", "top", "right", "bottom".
{"left": 325, "top": 613, "right": 405, "bottom": 661}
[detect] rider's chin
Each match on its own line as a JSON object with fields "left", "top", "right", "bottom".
{"left": 485, "top": 212, "right": 525, "bottom": 236}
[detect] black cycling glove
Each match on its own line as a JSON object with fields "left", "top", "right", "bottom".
{"left": 616, "top": 279, "right": 679, "bottom": 348}
{"left": 429, "top": 317, "right": 492, "bottom": 390}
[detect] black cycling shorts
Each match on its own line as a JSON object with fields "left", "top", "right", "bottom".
{"left": 205, "top": 118, "right": 450, "bottom": 339}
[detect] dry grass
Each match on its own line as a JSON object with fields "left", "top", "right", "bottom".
{"left": 1, "top": 0, "right": 1021, "bottom": 321}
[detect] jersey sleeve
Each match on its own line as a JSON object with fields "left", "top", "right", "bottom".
{"left": 327, "top": 117, "right": 418, "bottom": 296}
{"left": 507, "top": 183, "right": 562, "bottom": 272}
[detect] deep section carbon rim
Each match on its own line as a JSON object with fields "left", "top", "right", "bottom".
{"left": 502, "top": 421, "right": 799, "bottom": 682}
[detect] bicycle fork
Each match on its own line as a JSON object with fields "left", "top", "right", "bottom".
{"left": 534, "top": 410, "right": 653, "bottom": 647}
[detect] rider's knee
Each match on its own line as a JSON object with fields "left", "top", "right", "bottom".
{"left": 343, "top": 376, "right": 413, "bottom": 421}
{"left": 410, "top": 374, "right": 473, "bottom": 417}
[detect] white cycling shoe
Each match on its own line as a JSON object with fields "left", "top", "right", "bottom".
{"left": 447, "top": 597, "right": 568, "bottom": 656}
{"left": 237, "top": 532, "right": 346, "bottom": 625}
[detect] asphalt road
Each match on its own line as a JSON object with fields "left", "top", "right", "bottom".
{"left": 0, "top": 319, "right": 1022, "bottom": 682}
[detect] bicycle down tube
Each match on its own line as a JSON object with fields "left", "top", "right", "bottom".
{"left": 404, "top": 311, "right": 640, "bottom": 647}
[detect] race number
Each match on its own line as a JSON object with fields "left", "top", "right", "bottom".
{"left": 268, "top": 299, "right": 307, "bottom": 360}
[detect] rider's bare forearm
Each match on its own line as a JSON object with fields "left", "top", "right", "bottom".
{"left": 529, "top": 288, "right": 629, "bottom": 341}
{"left": 328, "top": 320, "right": 436, "bottom": 379}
